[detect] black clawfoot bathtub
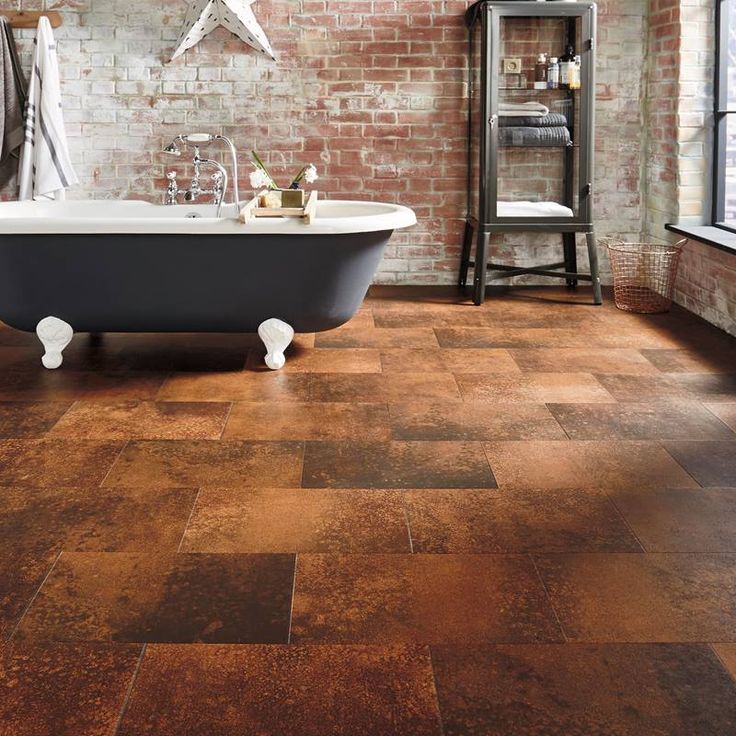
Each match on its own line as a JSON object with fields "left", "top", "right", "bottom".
{"left": 0, "top": 199, "right": 416, "bottom": 368}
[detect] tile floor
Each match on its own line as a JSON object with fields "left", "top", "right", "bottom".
{"left": 1, "top": 285, "right": 736, "bottom": 735}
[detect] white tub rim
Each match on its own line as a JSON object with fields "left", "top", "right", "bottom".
{"left": 0, "top": 198, "right": 417, "bottom": 235}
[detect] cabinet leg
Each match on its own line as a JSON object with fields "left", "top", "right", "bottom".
{"left": 563, "top": 232, "right": 578, "bottom": 287}
{"left": 472, "top": 230, "right": 490, "bottom": 306}
{"left": 586, "top": 231, "right": 603, "bottom": 305}
{"left": 459, "top": 220, "right": 475, "bottom": 288}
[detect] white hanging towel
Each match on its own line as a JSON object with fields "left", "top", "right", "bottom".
{"left": 18, "top": 16, "right": 77, "bottom": 200}
{"left": 498, "top": 101, "right": 549, "bottom": 118}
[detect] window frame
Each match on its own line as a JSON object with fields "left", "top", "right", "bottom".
{"left": 713, "top": 0, "right": 736, "bottom": 231}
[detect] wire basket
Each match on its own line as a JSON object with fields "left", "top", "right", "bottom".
{"left": 604, "top": 239, "right": 686, "bottom": 314}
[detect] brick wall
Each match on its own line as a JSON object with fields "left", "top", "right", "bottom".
{"left": 642, "top": 0, "right": 735, "bottom": 336}
{"left": 0, "top": 0, "right": 647, "bottom": 286}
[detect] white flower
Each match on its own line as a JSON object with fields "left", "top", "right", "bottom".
{"left": 249, "top": 167, "right": 272, "bottom": 189}
{"left": 303, "top": 164, "right": 319, "bottom": 184}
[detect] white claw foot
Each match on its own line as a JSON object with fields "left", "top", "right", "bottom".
{"left": 258, "top": 318, "right": 294, "bottom": 370}
{"left": 36, "top": 316, "right": 73, "bottom": 369}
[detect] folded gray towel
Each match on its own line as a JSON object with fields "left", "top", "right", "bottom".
{"left": 499, "top": 125, "right": 571, "bottom": 147}
{"left": 498, "top": 113, "right": 568, "bottom": 128}
{"left": 0, "top": 16, "right": 27, "bottom": 164}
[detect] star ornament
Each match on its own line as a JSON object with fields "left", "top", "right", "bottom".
{"left": 170, "top": 0, "right": 275, "bottom": 61}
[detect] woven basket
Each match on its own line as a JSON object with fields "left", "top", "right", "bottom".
{"left": 604, "top": 239, "right": 686, "bottom": 314}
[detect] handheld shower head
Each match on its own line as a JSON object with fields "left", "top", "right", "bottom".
{"left": 162, "top": 139, "right": 182, "bottom": 156}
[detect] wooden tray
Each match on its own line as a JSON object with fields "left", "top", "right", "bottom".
{"left": 240, "top": 190, "right": 317, "bottom": 224}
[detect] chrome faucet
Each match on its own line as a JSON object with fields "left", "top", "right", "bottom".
{"left": 161, "top": 133, "right": 240, "bottom": 217}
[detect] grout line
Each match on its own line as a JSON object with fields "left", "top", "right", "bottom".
{"left": 8, "top": 549, "right": 63, "bottom": 643}
{"left": 112, "top": 643, "right": 147, "bottom": 736}
{"left": 604, "top": 493, "right": 647, "bottom": 553}
{"left": 218, "top": 401, "right": 235, "bottom": 440}
{"left": 427, "top": 646, "right": 447, "bottom": 736}
{"left": 709, "top": 643, "right": 736, "bottom": 685}
{"left": 657, "top": 440, "right": 705, "bottom": 488}
{"left": 97, "top": 439, "right": 130, "bottom": 489}
{"left": 402, "top": 501, "right": 415, "bottom": 554}
{"left": 153, "top": 372, "right": 174, "bottom": 401}
{"left": 46, "top": 399, "right": 78, "bottom": 434}
{"left": 286, "top": 554, "right": 298, "bottom": 644}
{"left": 544, "top": 402, "right": 573, "bottom": 440}
{"left": 480, "top": 443, "right": 499, "bottom": 489}
{"left": 298, "top": 440, "right": 306, "bottom": 488}
{"left": 701, "top": 402, "right": 736, "bottom": 437}
{"left": 177, "top": 486, "right": 202, "bottom": 553}
{"left": 529, "top": 553, "right": 568, "bottom": 643}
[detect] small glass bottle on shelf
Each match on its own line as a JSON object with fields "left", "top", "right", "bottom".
{"left": 559, "top": 44, "right": 575, "bottom": 89}
{"left": 569, "top": 55, "right": 582, "bottom": 90}
{"left": 534, "top": 53, "right": 548, "bottom": 89}
{"left": 547, "top": 57, "right": 559, "bottom": 89}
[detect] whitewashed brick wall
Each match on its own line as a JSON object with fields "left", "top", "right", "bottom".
{"left": 0, "top": 0, "right": 646, "bottom": 287}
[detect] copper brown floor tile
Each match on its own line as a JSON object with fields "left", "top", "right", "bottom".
{"left": 0, "top": 371, "right": 167, "bottom": 401}
{"left": 246, "top": 348, "right": 381, "bottom": 373}
{"left": 484, "top": 441, "right": 698, "bottom": 490}
{"left": 437, "top": 326, "right": 684, "bottom": 350}
{"left": 714, "top": 643, "right": 736, "bottom": 680}
{"left": 0, "top": 440, "right": 124, "bottom": 488}
{"left": 223, "top": 402, "right": 391, "bottom": 441}
{"left": 48, "top": 400, "right": 231, "bottom": 440}
{"left": 15, "top": 552, "right": 295, "bottom": 644}
{"left": 157, "top": 371, "right": 312, "bottom": 402}
{"left": 314, "top": 327, "right": 439, "bottom": 348}
{"left": 0, "top": 642, "right": 142, "bottom": 736}
{"left": 373, "top": 308, "right": 499, "bottom": 328}
{"left": 102, "top": 440, "right": 303, "bottom": 489}
{"left": 593, "top": 373, "right": 699, "bottom": 402}
{"left": 706, "top": 402, "right": 736, "bottom": 431}
{"left": 534, "top": 553, "right": 736, "bottom": 642}
{"left": 117, "top": 644, "right": 442, "bottom": 736}
{"left": 431, "top": 643, "right": 736, "bottom": 736}
{"left": 373, "top": 305, "right": 602, "bottom": 329}
{"left": 457, "top": 372, "right": 615, "bottom": 403}
{"left": 641, "top": 348, "right": 736, "bottom": 374}
{"left": 548, "top": 401, "right": 736, "bottom": 440}
{"left": 435, "top": 327, "right": 612, "bottom": 349}
{"left": 290, "top": 554, "right": 562, "bottom": 644}
{"left": 0, "top": 486, "right": 198, "bottom": 552}
{"left": 302, "top": 441, "right": 496, "bottom": 489}
{"left": 612, "top": 487, "right": 736, "bottom": 552}
{"left": 404, "top": 489, "right": 642, "bottom": 553}
{"left": 180, "top": 488, "right": 409, "bottom": 553}
{"left": 380, "top": 348, "right": 520, "bottom": 374}
{"left": 663, "top": 441, "right": 736, "bottom": 486}
{"left": 389, "top": 402, "right": 567, "bottom": 441}
{"left": 310, "top": 373, "right": 461, "bottom": 402}
{"left": 670, "top": 373, "right": 736, "bottom": 402}
{"left": 0, "top": 550, "right": 58, "bottom": 643}
{"left": 0, "top": 402, "right": 71, "bottom": 438}
{"left": 509, "top": 348, "right": 660, "bottom": 374}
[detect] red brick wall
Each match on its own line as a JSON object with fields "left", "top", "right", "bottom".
{"left": 642, "top": 0, "right": 735, "bottom": 336}
{"left": 0, "top": 0, "right": 647, "bottom": 286}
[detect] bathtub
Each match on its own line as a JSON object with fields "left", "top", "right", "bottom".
{"left": 0, "top": 199, "right": 416, "bottom": 369}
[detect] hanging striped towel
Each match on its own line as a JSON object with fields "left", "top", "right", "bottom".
{"left": 18, "top": 16, "right": 78, "bottom": 200}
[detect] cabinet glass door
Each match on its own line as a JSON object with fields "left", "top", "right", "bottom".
{"left": 466, "top": 2, "right": 595, "bottom": 227}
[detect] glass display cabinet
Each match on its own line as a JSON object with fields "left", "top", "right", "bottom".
{"left": 459, "top": 0, "right": 602, "bottom": 305}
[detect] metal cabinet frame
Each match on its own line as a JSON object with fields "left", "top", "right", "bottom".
{"left": 459, "top": 1, "right": 602, "bottom": 305}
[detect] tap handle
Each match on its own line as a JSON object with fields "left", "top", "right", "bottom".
{"left": 166, "top": 171, "right": 177, "bottom": 181}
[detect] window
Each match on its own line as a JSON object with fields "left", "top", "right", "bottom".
{"left": 714, "top": 0, "right": 736, "bottom": 229}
